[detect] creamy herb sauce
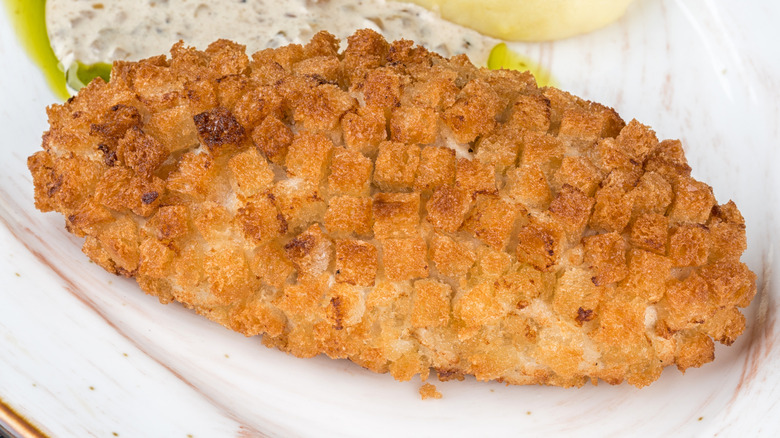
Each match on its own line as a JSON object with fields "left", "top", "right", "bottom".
{"left": 46, "top": 0, "right": 497, "bottom": 71}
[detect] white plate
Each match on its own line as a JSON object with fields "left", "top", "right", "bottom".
{"left": 1, "top": 1, "right": 779, "bottom": 436}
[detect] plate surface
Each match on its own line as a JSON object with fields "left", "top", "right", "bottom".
{"left": 1, "top": 1, "right": 779, "bottom": 436}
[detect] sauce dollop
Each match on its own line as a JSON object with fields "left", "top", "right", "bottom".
{"left": 46, "top": 0, "right": 497, "bottom": 71}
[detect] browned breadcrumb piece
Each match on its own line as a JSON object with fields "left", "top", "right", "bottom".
{"left": 419, "top": 383, "right": 443, "bottom": 400}
{"left": 28, "top": 29, "right": 756, "bottom": 389}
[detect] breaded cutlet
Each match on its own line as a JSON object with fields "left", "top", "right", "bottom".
{"left": 28, "top": 29, "right": 756, "bottom": 388}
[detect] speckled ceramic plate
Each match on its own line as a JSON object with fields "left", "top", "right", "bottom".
{"left": 1, "top": 1, "right": 778, "bottom": 436}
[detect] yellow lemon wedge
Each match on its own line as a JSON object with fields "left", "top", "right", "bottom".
{"left": 401, "top": 0, "right": 634, "bottom": 41}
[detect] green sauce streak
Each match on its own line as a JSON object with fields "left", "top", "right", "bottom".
{"left": 66, "top": 61, "right": 112, "bottom": 91}
{"left": 2, "top": 0, "right": 69, "bottom": 100}
{"left": 487, "top": 43, "right": 556, "bottom": 88}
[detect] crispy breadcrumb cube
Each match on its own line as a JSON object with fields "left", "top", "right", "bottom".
{"left": 594, "top": 137, "right": 632, "bottom": 172}
{"left": 89, "top": 103, "right": 143, "bottom": 147}
{"left": 27, "top": 151, "right": 58, "bottom": 212}
{"left": 475, "top": 126, "right": 522, "bottom": 172}
{"left": 674, "top": 331, "right": 715, "bottom": 372}
{"left": 558, "top": 107, "right": 605, "bottom": 145}
{"left": 426, "top": 234, "right": 474, "bottom": 279}
{"left": 583, "top": 232, "right": 628, "bottom": 286}
{"left": 506, "top": 164, "right": 552, "bottom": 209}
{"left": 456, "top": 158, "right": 497, "bottom": 200}
{"left": 670, "top": 177, "right": 715, "bottom": 224}
{"left": 228, "top": 147, "right": 275, "bottom": 198}
{"left": 81, "top": 235, "right": 117, "bottom": 274}
{"left": 205, "top": 39, "right": 249, "bottom": 77}
{"left": 553, "top": 156, "right": 601, "bottom": 197}
{"left": 272, "top": 178, "right": 326, "bottom": 231}
{"left": 276, "top": 274, "right": 328, "bottom": 317}
{"left": 708, "top": 202, "right": 748, "bottom": 261}
{"left": 418, "top": 383, "right": 443, "bottom": 400}
{"left": 325, "top": 196, "right": 373, "bottom": 235}
{"left": 382, "top": 237, "right": 429, "bottom": 281}
{"left": 324, "top": 282, "right": 366, "bottom": 331}
{"left": 228, "top": 296, "right": 287, "bottom": 337}
{"left": 166, "top": 151, "right": 218, "bottom": 201}
{"left": 515, "top": 217, "right": 563, "bottom": 271}
{"left": 454, "top": 281, "right": 503, "bottom": 328}
{"left": 251, "top": 43, "right": 304, "bottom": 76}
{"left": 508, "top": 93, "right": 551, "bottom": 132}
{"left": 644, "top": 139, "right": 692, "bottom": 183}
{"left": 328, "top": 148, "right": 373, "bottom": 196}
{"left": 203, "top": 246, "right": 254, "bottom": 305}
{"left": 285, "top": 224, "right": 333, "bottom": 277}
{"left": 589, "top": 186, "right": 633, "bottom": 233}
{"left": 388, "top": 350, "right": 427, "bottom": 382}
{"left": 629, "top": 213, "right": 669, "bottom": 255}
{"left": 552, "top": 267, "right": 603, "bottom": 323}
{"left": 95, "top": 215, "right": 141, "bottom": 275}
{"left": 65, "top": 199, "right": 114, "bottom": 237}
{"left": 363, "top": 68, "right": 402, "bottom": 109}
{"left": 701, "top": 307, "right": 745, "bottom": 346}
{"left": 661, "top": 272, "right": 715, "bottom": 331}
{"left": 407, "top": 70, "right": 458, "bottom": 110}
{"left": 236, "top": 195, "right": 286, "bottom": 245}
{"left": 443, "top": 79, "right": 502, "bottom": 143}
{"left": 184, "top": 77, "right": 218, "bottom": 115}
{"left": 471, "top": 245, "right": 511, "bottom": 279}
{"left": 374, "top": 141, "right": 421, "bottom": 190}
{"left": 193, "top": 107, "right": 247, "bottom": 152}
{"left": 285, "top": 132, "right": 334, "bottom": 183}
{"left": 125, "top": 58, "right": 183, "bottom": 108}
{"left": 341, "top": 106, "right": 387, "bottom": 156}
{"left": 390, "top": 105, "right": 438, "bottom": 145}
{"left": 251, "top": 116, "right": 294, "bottom": 164}
{"left": 602, "top": 166, "right": 643, "bottom": 191}
{"left": 373, "top": 192, "right": 420, "bottom": 238}
{"left": 342, "top": 29, "right": 389, "bottom": 82}
{"left": 249, "top": 242, "right": 296, "bottom": 289}
{"left": 335, "top": 239, "right": 378, "bottom": 286}
{"left": 232, "top": 86, "right": 284, "bottom": 130}
{"left": 425, "top": 185, "right": 469, "bottom": 233}
{"left": 94, "top": 167, "right": 139, "bottom": 212}
{"left": 215, "top": 69, "right": 253, "bottom": 106}
{"left": 548, "top": 185, "right": 594, "bottom": 238}
{"left": 615, "top": 119, "right": 658, "bottom": 163}
{"left": 145, "top": 105, "right": 199, "bottom": 153}
{"left": 412, "top": 279, "right": 452, "bottom": 328}
{"left": 170, "top": 241, "right": 204, "bottom": 290}
{"left": 699, "top": 259, "right": 756, "bottom": 308}
{"left": 290, "top": 83, "right": 357, "bottom": 132}
{"left": 192, "top": 202, "right": 233, "bottom": 243}
{"left": 117, "top": 127, "right": 168, "bottom": 178}
{"left": 462, "top": 196, "right": 517, "bottom": 250}
{"left": 669, "top": 225, "right": 710, "bottom": 267}
{"left": 535, "top": 327, "right": 587, "bottom": 380}
{"left": 138, "top": 238, "right": 175, "bottom": 279}
{"left": 293, "top": 56, "right": 341, "bottom": 84}
{"left": 590, "top": 295, "right": 646, "bottom": 352}
{"left": 303, "top": 31, "right": 339, "bottom": 57}
{"left": 631, "top": 171, "right": 673, "bottom": 216}
{"left": 624, "top": 249, "right": 672, "bottom": 303}
{"left": 415, "top": 146, "right": 456, "bottom": 191}
{"left": 520, "top": 131, "right": 565, "bottom": 171}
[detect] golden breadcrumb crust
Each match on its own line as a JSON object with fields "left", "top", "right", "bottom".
{"left": 28, "top": 30, "right": 756, "bottom": 388}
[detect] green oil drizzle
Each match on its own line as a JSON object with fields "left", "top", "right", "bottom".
{"left": 487, "top": 43, "right": 555, "bottom": 87}
{"left": 3, "top": 0, "right": 69, "bottom": 99}
{"left": 66, "top": 61, "right": 112, "bottom": 90}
